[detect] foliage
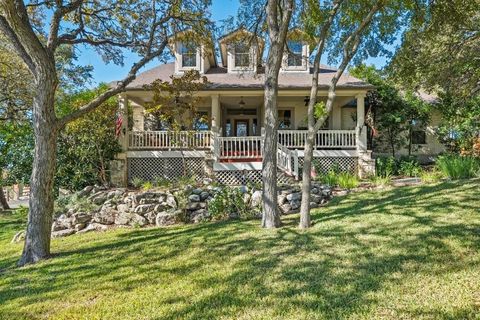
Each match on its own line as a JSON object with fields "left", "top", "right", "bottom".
{"left": 375, "top": 156, "right": 397, "bottom": 178}
{"left": 142, "top": 182, "right": 154, "bottom": 191}
{"left": 376, "top": 155, "right": 422, "bottom": 178}
{"left": 318, "top": 170, "right": 338, "bottom": 187}
{"left": 144, "top": 70, "right": 210, "bottom": 131}
{"left": 420, "top": 169, "right": 443, "bottom": 184}
{"left": 436, "top": 155, "right": 480, "bottom": 180}
{"left": 368, "top": 175, "right": 392, "bottom": 187}
{"left": 54, "top": 194, "right": 98, "bottom": 216}
{"left": 397, "top": 157, "right": 422, "bottom": 177}
{"left": 131, "top": 177, "right": 144, "bottom": 189}
{"left": 350, "top": 64, "right": 431, "bottom": 156}
{"left": 2, "top": 180, "right": 480, "bottom": 318}
{"left": 336, "top": 172, "right": 360, "bottom": 189}
{"left": 55, "top": 85, "right": 122, "bottom": 191}
{"left": 390, "top": 0, "right": 480, "bottom": 98}
{"left": 208, "top": 187, "right": 253, "bottom": 220}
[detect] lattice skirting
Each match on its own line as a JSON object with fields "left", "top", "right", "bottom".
{"left": 214, "top": 169, "right": 295, "bottom": 186}
{"left": 127, "top": 157, "right": 206, "bottom": 183}
{"left": 298, "top": 156, "right": 358, "bottom": 175}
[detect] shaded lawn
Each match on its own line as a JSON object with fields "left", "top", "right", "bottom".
{"left": 0, "top": 180, "right": 479, "bottom": 320}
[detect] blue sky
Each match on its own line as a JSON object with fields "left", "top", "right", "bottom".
{"left": 78, "top": 0, "right": 391, "bottom": 86}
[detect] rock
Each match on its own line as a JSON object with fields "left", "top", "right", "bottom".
{"left": 93, "top": 207, "right": 117, "bottom": 225}
{"left": 290, "top": 200, "right": 301, "bottom": 210}
{"left": 335, "top": 190, "right": 348, "bottom": 197}
{"left": 279, "top": 203, "right": 293, "bottom": 214}
{"left": 52, "top": 228, "right": 75, "bottom": 238}
{"left": 115, "top": 211, "right": 133, "bottom": 225}
{"left": 74, "top": 223, "right": 86, "bottom": 232}
{"left": 144, "top": 211, "right": 157, "bottom": 225}
{"left": 190, "top": 209, "right": 209, "bottom": 223}
{"left": 277, "top": 194, "right": 287, "bottom": 205}
{"left": 286, "top": 192, "right": 301, "bottom": 202}
{"left": 239, "top": 185, "right": 248, "bottom": 194}
{"left": 77, "top": 223, "right": 108, "bottom": 234}
{"left": 154, "top": 204, "right": 169, "bottom": 213}
{"left": 202, "top": 178, "right": 213, "bottom": 185}
{"left": 188, "top": 194, "right": 201, "bottom": 202}
{"left": 200, "top": 191, "right": 210, "bottom": 201}
{"left": 134, "top": 204, "right": 156, "bottom": 214}
{"left": 78, "top": 186, "right": 94, "bottom": 197}
{"left": 321, "top": 188, "right": 332, "bottom": 197}
{"left": 192, "top": 188, "right": 203, "bottom": 195}
{"left": 155, "top": 211, "right": 179, "bottom": 226}
{"left": 186, "top": 202, "right": 206, "bottom": 211}
{"left": 54, "top": 214, "right": 73, "bottom": 230}
{"left": 116, "top": 204, "right": 130, "bottom": 213}
{"left": 11, "top": 230, "right": 26, "bottom": 243}
{"left": 89, "top": 191, "right": 108, "bottom": 205}
{"left": 310, "top": 202, "right": 319, "bottom": 209}
{"left": 243, "top": 193, "right": 251, "bottom": 204}
{"left": 128, "top": 214, "right": 147, "bottom": 227}
{"left": 280, "top": 189, "right": 293, "bottom": 195}
{"left": 72, "top": 212, "right": 92, "bottom": 224}
{"left": 251, "top": 190, "right": 263, "bottom": 207}
{"left": 311, "top": 187, "right": 319, "bottom": 194}
{"left": 165, "top": 194, "right": 177, "bottom": 208}
{"left": 310, "top": 194, "right": 323, "bottom": 203}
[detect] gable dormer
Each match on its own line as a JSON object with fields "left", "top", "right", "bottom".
{"left": 281, "top": 29, "right": 311, "bottom": 72}
{"left": 171, "top": 31, "right": 216, "bottom": 75}
{"left": 218, "top": 28, "right": 264, "bottom": 73}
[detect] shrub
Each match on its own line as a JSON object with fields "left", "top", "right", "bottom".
{"left": 208, "top": 187, "right": 254, "bottom": 220}
{"left": 420, "top": 170, "right": 443, "bottom": 184}
{"left": 142, "top": 181, "right": 154, "bottom": 191}
{"left": 336, "top": 172, "right": 359, "bottom": 189}
{"left": 369, "top": 175, "right": 392, "bottom": 187}
{"left": 398, "top": 157, "right": 422, "bottom": 177}
{"left": 318, "top": 170, "right": 338, "bottom": 186}
{"left": 376, "top": 156, "right": 396, "bottom": 177}
{"left": 153, "top": 176, "right": 170, "bottom": 188}
{"left": 436, "top": 155, "right": 480, "bottom": 180}
{"left": 131, "top": 177, "right": 144, "bottom": 189}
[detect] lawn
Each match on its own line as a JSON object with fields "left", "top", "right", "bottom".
{"left": 0, "top": 180, "right": 479, "bottom": 320}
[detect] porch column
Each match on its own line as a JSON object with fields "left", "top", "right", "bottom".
{"left": 211, "top": 94, "right": 220, "bottom": 132}
{"left": 118, "top": 93, "right": 129, "bottom": 151}
{"left": 356, "top": 93, "right": 367, "bottom": 152}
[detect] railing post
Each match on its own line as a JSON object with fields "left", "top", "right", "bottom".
{"left": 293, "top": 150, "right": 299, "bottom": 180}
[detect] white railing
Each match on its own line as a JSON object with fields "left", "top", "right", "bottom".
{"left": 128, "top": 131, "right": 212, "bottom": 150}
{"left": 277, "top": 143, "right": 299, "bottom": 180}
{"left": 218, "top": 136, "right": 263, "bottom": 159}
{"left": 277, "top": 130, "right": 356, "bottom": 149}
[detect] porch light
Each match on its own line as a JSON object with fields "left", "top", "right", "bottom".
{"left": 304, "top": 96, "right": 310, "bottom": 106}
{"left": 239, "top": 96, "right": 246, "bottom": 115}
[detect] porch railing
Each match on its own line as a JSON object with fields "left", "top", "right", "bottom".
{"left": 277, "top": 130, "right": 357, "bottom": 149}
{"left": 217, "top": 136, "right": 263, "bottom": 159}
{"left": 128, "top": 130, "right": 212, "bottom": 150}
{"left": 277, "top": 143, "right": 299, "bottom": 180}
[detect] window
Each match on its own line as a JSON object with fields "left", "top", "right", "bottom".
{"left": 278, "top": 110, "right": 292, "bottom": 129}
{"left": 412, "top": 130, "right": 427, "bottom": 144}
{"left": 287, "top": 41, "right": 303, "bottom": 67}
{"left": 181, "top": 43, "right": 197, "bottom": 67}
{"left": 234, "top": 42, "right": 250, "bottom": 67}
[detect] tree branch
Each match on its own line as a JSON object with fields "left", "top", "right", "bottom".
{"left": 47, "top": 0, "right": 84, "bottom": 50}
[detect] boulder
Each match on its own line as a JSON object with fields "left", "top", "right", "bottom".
{"left": 77, "top": 223, "right": 108, "bottom": 234}
{"left": 188, "top": 194, "right": 201, "bottom": 202}
{"left": 190, "top": 209, "right": 209, "bottom": 223}
{"left": 131, "top": 214, "right": 148, "bottom": 227}
{"left": 77, "top": 185, "right": 94, "bottom": 198}
{"left": 74, "top": 223, "right": 86, "bottom": 232}
{"left": 165, "top": 194, "right": 177, "bottom": 208}
{"left": 52, "top": 228, "right": 75, "bottom": 238}
{"left": 311, "top": 187, "right": 319, "bottom": 194}
{"left": 310, "top": 194, "right": 323, "bottom": 203}
{"left": 144, "top": 211, "right": 157, "bottom": 225}
{"left": 286, "top": 192, "right": 301, "bottom": 202}
{"left": 72, "top": 212, "right": 92, "bottom": 225}
{"left": 251, "top": 190, "right": 263, "bottom": 207}
{"left": 310, "top": 202, "right": 319, "bottom": 209}
{"left": 116, "top": 204, "right": 130, "bottom": 213}
{"left": 134, "top": 204, "right": 156, "bottom": 214}
{"left": 186, "top": 202, "right": 206, "bottom": 211}
{"left": 290, "top": 200, "right": 301, "bottom": 210}
{"left": 155, "top": 211, "right": 179, "bottom": 226}
{"left": 192, "top": 188, "right": 203, "bottom": 195}
{"left": 200, "top": 191, "right": 210, "bottom": 201}
{"left": 93, "top": 207, "right": 117, "bottom": 225}
{"left": 115, "top": 211, "right": 133, "bottom": 225}
{"left": 277, "top": 194, "right": 287, "bottom": 205}
{"left": 279, "top": 203, "right": 293, "bottom": 214}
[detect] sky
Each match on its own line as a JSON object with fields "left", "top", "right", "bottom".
{"left": 78, "top": 0, "right": 392, "bottom": 86}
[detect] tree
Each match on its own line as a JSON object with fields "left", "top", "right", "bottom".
{"left": 0, "top": 0, "right": 211, "bottom": 266}
{"left": 56, "top": 85, "right": 122, "bottom": 191}
{"left": 261, "top": 0, "right": 294, "bottom": 228}
{"left": 390, "top": 0, "right": 480, "bottom": 99}
{"left": 298, "top": 0, "right": 416, "bottom": 228}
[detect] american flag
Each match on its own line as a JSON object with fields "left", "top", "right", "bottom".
{"left": 115, "top": 113, "right": 123, "bottom": 137}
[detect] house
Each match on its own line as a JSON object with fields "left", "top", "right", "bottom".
{"left": 110, "top": 28, "right": 379, "bottom": 186}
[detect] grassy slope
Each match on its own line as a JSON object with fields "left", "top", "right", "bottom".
{"left": 0, "top": 180, "right": 479, "bottom": 320}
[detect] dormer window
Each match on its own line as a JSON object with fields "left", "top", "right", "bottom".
{"left": 287, "top": 41, "right": 303, "bottom": 67}
{"left": 181, "top": 43, "right": 197, "bottom": 67}
{"left": 234, "top": 42, "right": 250, "bottom": 67}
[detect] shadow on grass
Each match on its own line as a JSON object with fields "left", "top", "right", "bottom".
{"left": 0, "top": 179, "right": 479, "bottom": 319}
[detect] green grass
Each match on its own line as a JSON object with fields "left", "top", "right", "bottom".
{"left": 1, "top": 180, "right": 480, "bottom": 319}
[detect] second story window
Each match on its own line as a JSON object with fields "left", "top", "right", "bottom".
{"left": 287, "top": 41, "right": 303, "bottom": 67}
{"left": 234, "top": 42, "right": 250, "bottom": 67}
{"left": 181, "top": 43, "right": 197, "bottom": 67}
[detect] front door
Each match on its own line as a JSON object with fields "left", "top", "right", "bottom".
{"left": 234, "top": 119, "right": 249, "bottom": 137}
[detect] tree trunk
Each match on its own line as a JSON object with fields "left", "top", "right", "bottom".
{"left": 261, "top": 0, "right": 292, "bottom": 228}
{"left": 0, "top": 183, "right": 10, "bottom": 210}
{"left": 18, "top": 72, "right": 58, "bottom": 266}
{"left": 299, "top": 130, "right": 315, "bottom": 228}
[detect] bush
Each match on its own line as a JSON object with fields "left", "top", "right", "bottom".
{"left": 436, "top": 155, "right": 480, "bottom": 180}
{"left": 420, "top": 170, "right": 443, "bottom": 184}
{"left": 369, "top": 175, "right": 392, "bottom": 187}
{"left": 398, "top": 157, "right": 422, "bottom": 177}
{"left": 208, "top": 187, "right": 254, "bottom": 220}
{"left": 131, "top": 177, "right": 144, "bottom": 189}
{"left": 318, "top": 170, "right": 338, "bottom": 186}
{"left": 376, "top": 156, "right": 396, "bottom": 177}
{"left": 336, "top": 172, "right": 360, "bottom": 189}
